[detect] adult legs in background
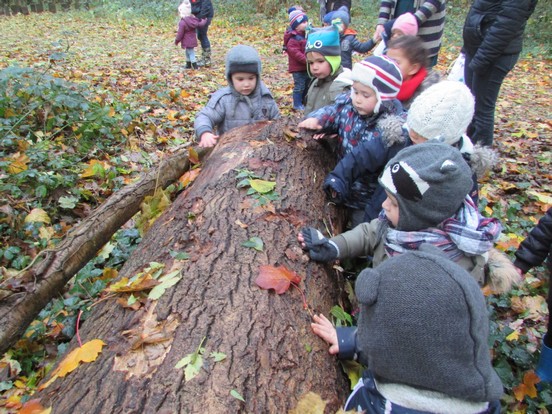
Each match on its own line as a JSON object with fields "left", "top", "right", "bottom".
{"left": 197, "top": 19, "right": 212, "bottom": 66}
{"left": 464, "top": 52, "right": 519, "bottom": 146}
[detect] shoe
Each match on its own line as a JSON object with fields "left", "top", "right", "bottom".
{"left": 191, "top": 62, "right": 198, "bottom": 70}
{"left": 536, "top": 338, "right": 552, "bottom": 383}
{"left": 197, "top": 48, "right": 211, "bottom": 67}
{"left": 184, "top": 61, "right": 192, "bottom": 70}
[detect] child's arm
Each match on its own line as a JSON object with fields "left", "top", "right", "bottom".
{"left": 514, "top": 207, "right": 552, "bottom": 274}
{"left": 298, "top": 117, "right": 322, "bottom": 131}
{"left": 350, "top": 36, "right": 377, "bottom": 54}
{"left": 311, "top": 314, "right": 339, "bottom": 355}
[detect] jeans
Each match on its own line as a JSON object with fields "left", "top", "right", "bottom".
{"left": 292, "top": 71, "right": 309, "bottom": 102}
{"left": 196, "top": 18, "right": 212, "bottom": 50}
{"left": 464, "top": 52, "right": 519, "bottom": 146}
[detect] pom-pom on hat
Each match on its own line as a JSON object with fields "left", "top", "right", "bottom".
{"left": 379, "top": 142, "right": 473, "bottom": 231}
{"left": 330, "top": 6, "right": 350, "bottom": 27}
{"left": 391, "top": 12, "right": 418, "bottom": 36}
{"left": 354, "top": 249, "right": 504, "bottom": 401}
{"left": 289, "top": 10, "right": 308, "bottom": 30}
{"left": 351, "top": 55, "right": 403, "bottom": 113}
{"left": 305, "top": 25, "right": 342, "bottom": 75}
{"left": 407, "top": 80, "right": 475, "bottom": 144}
{"left": 178, "top": 0, "right": 191, "bottom": 18}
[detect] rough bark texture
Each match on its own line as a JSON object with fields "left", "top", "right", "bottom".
{"left": 35, "top": 119, "right": 349, "bottom": 413}
{"left": 0, "top": 146, "right": 208, "bottom": 355}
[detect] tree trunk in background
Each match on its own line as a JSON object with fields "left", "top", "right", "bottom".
{"left": 34, "top": 119, "right": 350, "bottom": 413}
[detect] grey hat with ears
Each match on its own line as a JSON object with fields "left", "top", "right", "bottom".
{"left": 379, "top": 141, "right": 473, "bottom": 231}
{"left": 225, "top": 45, "right": 262, "bottom": 84}
{"left": 354, "top": 248, "right": 504, "bottom": 401}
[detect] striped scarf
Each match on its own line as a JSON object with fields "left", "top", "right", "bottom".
{"left": 383, "top": 196, "right": 502, "bottom": 261}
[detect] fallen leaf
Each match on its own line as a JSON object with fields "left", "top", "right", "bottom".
{"left": 39, "top": 339, "right": 106, "bottom": 390}
{"left": 255, "top": 265, "right": 301, "bottom": 294}
{"left": 241, "top": 236, "right": 264, "bottom": 251}
{"left": 18, "top": 399, "right": 52, "bottom": 414}
{"left": 24, "top": 208, "right": 51, "bottom": 224}
{"left": 289, "top": 392, "right": 326, "bottom": 414}
{"left": 249, "top": 179, "right": 276, "bottom": 194}
{"left": 513, "top": 371, "right": 539, "bottom": 401}
{"left": 230, "top": 389, "right": 245, "bottom": 402}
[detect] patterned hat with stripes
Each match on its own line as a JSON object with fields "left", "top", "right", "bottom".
{"left": 351, "top": 55, "right": 403, "bottom": 113}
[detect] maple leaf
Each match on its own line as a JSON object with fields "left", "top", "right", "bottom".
{"left": 255, "top": 265, "right": 301, "bottom": 294}
{"left": 18, "top": 399, "right": 52, "bottom": 414}
{"left": 39, "top": 339, "right": 105, "bottom": 390}
{"left": 513, "top": 371, "right": 539, "bottom": 401}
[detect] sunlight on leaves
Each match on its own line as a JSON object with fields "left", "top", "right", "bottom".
{"left": 255, "top": 265, "right": 301, "bottom": 294}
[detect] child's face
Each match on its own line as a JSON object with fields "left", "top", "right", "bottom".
{"left": 295, "top": 21, "right": 308, "bottom": 32}
{"left": 408, "top": 129, "right": 427, "bottom": 144}
{"left": 351, "top": 81, "right": 378, "bottom": 116}
{"left": 390, "top": 29, "right": 405, "bottom": 40}
{"left": 386, "top": 47, "right": 421, "bottom": 81}
{"left": 307, "top": 52, "right": 332, "bottom": 79}
{"left": 231, "top": 72, "right": 257, "bottom": 95}
{"left": 382, "top": 192, "right": 399, "bottom": 227}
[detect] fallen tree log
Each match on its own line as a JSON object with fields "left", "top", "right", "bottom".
{"left": 34, "top": 118, "right": 349, "bottom": 413}
{"left": 0, "top": 145, "right": 209, "bottom": 355}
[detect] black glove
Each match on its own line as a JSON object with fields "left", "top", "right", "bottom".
{"left": 301, "top": 227, "right": 339, "bottom": 262}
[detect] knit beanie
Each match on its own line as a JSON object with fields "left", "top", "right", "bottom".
{"left": 391, "top": 12, "right": 418, "bottom": 36}
{"left": 225, "top": 45, "right": 262, "bottom": 84}
{"left": 379, "top": 142, "right": 473, "bottom": 231}
{"left": 178, "top": 0, "right": 191, "bottom": 18}
{"left": 330, "top": 6, "right": 350, "bottom": 27}
{"left": 354, "top": 249, "right": 504, "bottom": 401}
{"left": 305, "top": 25, "right": 342, "bottom": 75}
{"left": 407, "top": 80, "right": 475, "bottom": 145}
{"left": 289, "top": 10, "right": 308, "bottom": 30}
{"left": 351, "top": 55, "right": 403, "bottom": 113}
{"left": 322, "top": 11, "right": 335, "bottom": 25}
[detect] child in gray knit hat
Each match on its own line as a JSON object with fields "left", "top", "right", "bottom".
{"left": 194, "top": 44, "right": 280, "bottom": 147}
{"left": 311, "top": 248, "right": 503, "bottom": 412}
{"left": 299, "top": 141, "right": 514, "bottom": 290}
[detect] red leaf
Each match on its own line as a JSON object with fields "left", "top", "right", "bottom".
{"left": 255, "top": 265, "right": 301, "bottom": 294}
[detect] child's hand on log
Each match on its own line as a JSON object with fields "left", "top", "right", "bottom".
{"left": 199, "top": 132, "right": 219, "bottom": 148}
{"left": 311, "top": 314, "right": 339, "bottom": 355}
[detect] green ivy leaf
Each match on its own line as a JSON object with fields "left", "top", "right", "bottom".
{"left": 148, "top": 270, "right": 181, "bottom": 300}
{"left": 241, "top": 237, "right": 264, "bottom": 252}
{"left": 169, "top": 250, "right": 190, "bottom": 260}
{"left": 59, "top": 195, "right": 78, "bottom": 209}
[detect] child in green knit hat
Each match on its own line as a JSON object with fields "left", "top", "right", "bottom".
{"left": 303, "top": 24, "right": 351, "bottom": 114}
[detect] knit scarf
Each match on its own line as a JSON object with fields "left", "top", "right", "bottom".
{"left": 396, "top": 67, "right": 427, "bottom": 102}
{"left": 383, "top": 196, "right": 502, "bottom": 262}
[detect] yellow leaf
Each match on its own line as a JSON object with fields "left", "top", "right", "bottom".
{"left": 506, "top": 330, "right": 519, "bottom": 341}
{"left": 7, "top": 152, "right": 29, "bottom": 174}
{"left": 80, "top": 160, "right": 107, "bottom": 178}
{"left": 108, "top": 106, "right": 115, "bottom": 117}
{"left": 484, "top": 205, "right": 493, "bottom": 216}
{"left": 289, "top": 392, "right": 327, "bottom": 414}
{"left": 249, "top": 179, "right": 276, "bottom": 194}
{"left": 25, "top": 208, "right": 51, "bottom": 224}
{"left": 526, "top": 190, "right": 552, "bottom": 205}
{"left": 39, "top": 339, "right": 105, "bottom": 390}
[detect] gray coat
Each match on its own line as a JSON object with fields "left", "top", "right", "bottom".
{"left": 194, "top": 82, "right": 280, "bottom": 140}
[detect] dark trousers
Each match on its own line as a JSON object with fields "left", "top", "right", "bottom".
{"left": 196, "top": 18, "right": 211, "bottom": 50}
{"left": 464, "top": 52, "right": 519, "bottom": 146}
{"left": 292, "top": 71, "right": 309, "bottom": 104}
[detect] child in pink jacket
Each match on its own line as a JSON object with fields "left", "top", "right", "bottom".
{"left": 175, "top": 0, "right": 207, "bottom": 70}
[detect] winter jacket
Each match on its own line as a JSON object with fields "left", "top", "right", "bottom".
{"left": 462, "top": 0, "right": 537, "bottom": 74}
{"left": 378, "top": 0, "right": 446, "bottom": 59}
{"left": 194, "top": 82, "right": 280, "bottom": 140}
{"left": 283, "top": 30, "right": 307, "bottom": 73}
{"left": 340, "top": 29, "right": 376, "bottom": 69}
{"left": 329, "top": 218, "right": 491, "bottom": 284}
{"left": 514, "top": 207, "right": 552, "bottom": 274}
{"left": 307, "top": 93, "right": 406, "bottom": 159}
{"left": 304, "top": 67, "right": 351, "bottom": 114}
{"left": 191, "top": 0, "right": 214, "bottom": 19}
{"left": 175, "top": 16, "right": 207, "bottom": 49}
{"left": 323, "top": 115, "right": 408, "bottom": 218}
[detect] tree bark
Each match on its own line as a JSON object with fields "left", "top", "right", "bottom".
{"left": 0, "top": 145, "right": 209, "bottom": 355}
{"left": 35, "top": 118, "right": 349, "bottom": 413}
